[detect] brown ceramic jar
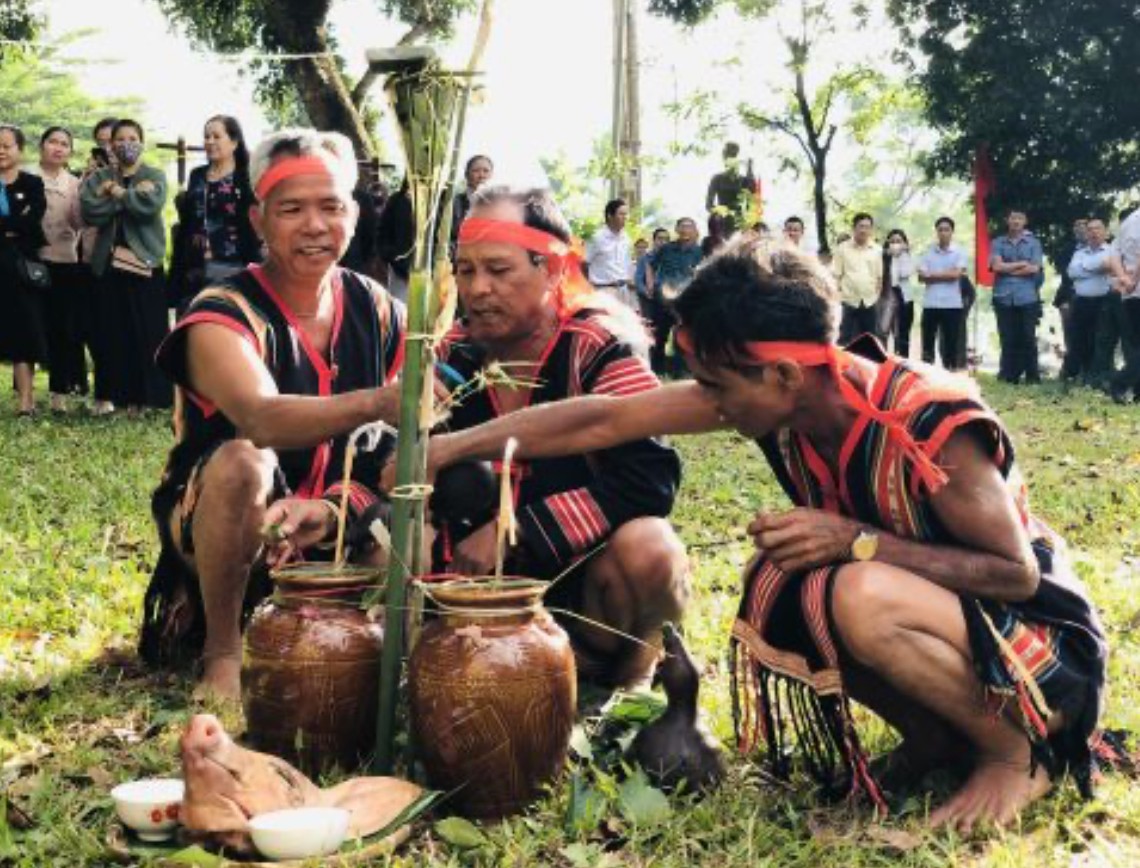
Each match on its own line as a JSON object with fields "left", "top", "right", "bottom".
{"left": 242, "top": 565, "right": 384, "bottom": 776}
{"left": 408, "top": 579, "right": 576, "bottom": 819}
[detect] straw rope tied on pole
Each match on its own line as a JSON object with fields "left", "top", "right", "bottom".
{"left": 369, "top": 0, "right": 496, "bottom": 775}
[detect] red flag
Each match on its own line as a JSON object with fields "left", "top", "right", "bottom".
{"left": 974, "top": 148, "right": 996, "bottom": 287}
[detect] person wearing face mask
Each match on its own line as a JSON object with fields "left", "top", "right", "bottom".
{"left": 882, "top": 229, "right": 915, "bottom": 358}
{"left": 80, "top": 118, "right": 171, "bottom": 413}
{"left": 35, "top": 126, "right": 88, "bottom": 412}
{"left": 0, "top": 124, "right": 49, "bottom": 417}
{"left": 170, "top": 115, "right": 259, "bottom": 312}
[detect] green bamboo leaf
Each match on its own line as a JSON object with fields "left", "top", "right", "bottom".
{"left": 434, "top": 816, "right": 487, "bottom": 849}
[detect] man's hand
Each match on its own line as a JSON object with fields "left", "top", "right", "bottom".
{"left": 134, "top": 179, "right": 156, "bottom": 194}
{"left": 747, "top": 507, "right": 861, "bottom": 574}
{"left": 262, "top": 497, "right": 337, "bottom": 568}
{"left": 451, "top": 520, "right": 501, "bottom": 577}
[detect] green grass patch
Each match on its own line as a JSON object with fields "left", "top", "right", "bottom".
{"left": 2, "top": 370, "right": 1139, "bottom": 866}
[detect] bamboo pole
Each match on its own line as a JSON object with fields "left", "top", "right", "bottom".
{"left": 373, "top": 2, "right": 495, "bottom": 774}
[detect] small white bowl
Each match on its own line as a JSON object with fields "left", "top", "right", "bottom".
{"left": 249, "top": 806, "right": 350, "bottom": 861}
{"left": 110, "top": 778, "right": 185, "bottom": 842}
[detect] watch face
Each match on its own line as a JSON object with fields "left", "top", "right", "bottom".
{"left": 852, "top": 533, "right": 877, "bottom": 561}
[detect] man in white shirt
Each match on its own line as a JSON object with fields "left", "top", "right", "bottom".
{"left": 1062, "top": 217, "right": 1124, "bottom": 384}
{"left": 1110, "top": 206, "right": 1140, "bottom": 402}
{"left": 586, "top": 198, "right": 635, "bottom": 310}
{"left": 917, "top": 216, "right": 969, "bottom": 370}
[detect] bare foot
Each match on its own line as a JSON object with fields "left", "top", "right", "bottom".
{"left": 929, "top": 758, "right": 1052, "bottom": 834}
{"left": 193, "top": 656, "right": 242, "bottom": 703}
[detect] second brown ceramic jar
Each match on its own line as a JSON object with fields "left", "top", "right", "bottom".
{"left": 408, "top": 578, "right": 576, "bottom": 819}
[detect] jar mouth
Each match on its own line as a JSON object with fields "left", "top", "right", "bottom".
{"left": 270, "top": 562, "right": 383, "bottom": 591}
{"left": 420, "top": 575, "right": 549, "bottom": 610}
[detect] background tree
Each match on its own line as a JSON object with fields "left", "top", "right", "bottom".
{"left": 888, "top": 0, "right": 1140, "bottom": 263}
{"left": 0, "top": 32, "right": 145, "bottom": 155}
{"left": 654, "top": 0, "right": 912, "bottom": 251}
{"left": 0, "top": 0, "right": 40, "bottom": 59}
{"left": 153, "top": 0, "right": 476, "bottom": 157}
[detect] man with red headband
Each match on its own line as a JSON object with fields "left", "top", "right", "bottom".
{"left": 422, "top": 238, "right": 1115, "bottom": 832}
{"left": 440, "top": 185, "right": 690, "bottom": 689}
{"left": 139, "top": 129, "right": 406, "bottom": 700}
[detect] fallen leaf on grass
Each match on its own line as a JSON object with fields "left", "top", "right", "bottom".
{"left": 83, "top": 766, "right": 116, "bottom": 789}
{"left": 806, "top": 812, "right": 852, "bottom": 845}
{"left": 0, "top": 744, "right": 50, "bottom": 775}
{"left": 4, "top": 797, "right": 34, "bottom": 830}
{"left": 865, "top": 824, "right": 923, "bottom": 851}
{"left": 434, "top": 816, "right": 487, "bottom": 849}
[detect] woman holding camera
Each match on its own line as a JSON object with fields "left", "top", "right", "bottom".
{"left": 0, "top": 124, "right": 49, "bottom": 416}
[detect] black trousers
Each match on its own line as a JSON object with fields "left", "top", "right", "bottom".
{"left": 1062, "top": 295, "right": 1108, "bottom": 382}
{"left": 888, "top": 286, "right": 913, "bottom": 358}
{"left": 839, "top": 302, "right": 879, "bottom": 345}
{"left": 1112, "top": 300, "right": 1140, "bottom": 398}
{"left": 1092, "top": 291, "right": 1123, "bottom": 384}
{"left": 920, "top": 307, "right": 965, "bottom": 370}
{"left": 44, "top": 262, "right": 90, "bottom": 395}
{"left": 994, "top": 302, "right": 1041, "bottom": 384}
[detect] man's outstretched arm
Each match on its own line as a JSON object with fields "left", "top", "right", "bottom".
{"left": 430, "top": 381, "right": 726, "bottom": 472}
{"left": 185, "top": 324, "right": 400, "bottom": 450}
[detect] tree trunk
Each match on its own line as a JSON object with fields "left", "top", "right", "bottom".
{"left": 262, "top": 0, "right": 375, "bottom": 158}
{"left": 812, "top": 165, "right": 828, "bottom": 252}
{"left": 609, "top": 0, "right": 627, "bottom": 200}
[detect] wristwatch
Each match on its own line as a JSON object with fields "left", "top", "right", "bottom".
{"left": 850, "top": 528, "right": 879, "bottom": 562}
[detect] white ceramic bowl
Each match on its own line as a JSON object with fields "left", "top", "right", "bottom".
{"left": 110, "top": 778, "right": 185, "bottom": 842}
{"left": 249, "top": 806, "right": 350, "bottom": 861}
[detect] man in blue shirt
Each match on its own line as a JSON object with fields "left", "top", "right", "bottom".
{"left": 917, "top": 217, "right": 969, "bottom": 370}
{"left": 647, "top": 217, "right": 702, "bottom": 375}
{"left": 990, "top": 209, "right": 1044, "bottom": 384}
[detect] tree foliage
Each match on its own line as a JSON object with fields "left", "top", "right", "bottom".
{"left": 0, "top": 32, "right": 144, "bottom": 156}
{"left": 888, "top": 0, "right": 1140, "bottom": 261}
{"left": 655, "top": 0, "right": 883, "bottom": 250}
{"left": 0, "top": 0, "right": 40, "bottom": 59}
{"left": 152, "top": 0, "right": 476, "bottom": 156}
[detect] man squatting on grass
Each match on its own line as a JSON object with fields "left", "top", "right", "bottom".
{"left": 435, "top": 185, "right": 691, "bottom": 688}
{"left": 424, "top": 237, "right": 1113, "bottom": 832}
{"left": 139, "top": 129, "right": 408, "bottom": 701}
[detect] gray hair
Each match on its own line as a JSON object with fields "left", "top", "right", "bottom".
{"left": 248, "top": 128, "right": 358, "bottom": 200}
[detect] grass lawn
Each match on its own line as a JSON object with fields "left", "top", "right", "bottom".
{"left": 2, "top": 370, "right": 1140, "bottom": 867}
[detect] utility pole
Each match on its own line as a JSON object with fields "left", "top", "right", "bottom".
{"left": 623, "top": 0, "right": 642, "bottom": 210}
{"left": 609, "top": 0, "right": 627, "bottom": 202}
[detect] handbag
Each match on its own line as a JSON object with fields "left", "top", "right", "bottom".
{"left": 111, "top": 244, "right": 153, "bottom": 278}
{"left": 14, "top": 253, "right": 51, "bottom": 290}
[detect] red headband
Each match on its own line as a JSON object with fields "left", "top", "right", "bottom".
{"left": 675, "top": 329, "right": 967, "bottom": 495}
{"left": 457, "top": 217, "right": 596, "bottom": 317}
{"left": 255, "top": 155, "right": 338, "bottom": 201}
